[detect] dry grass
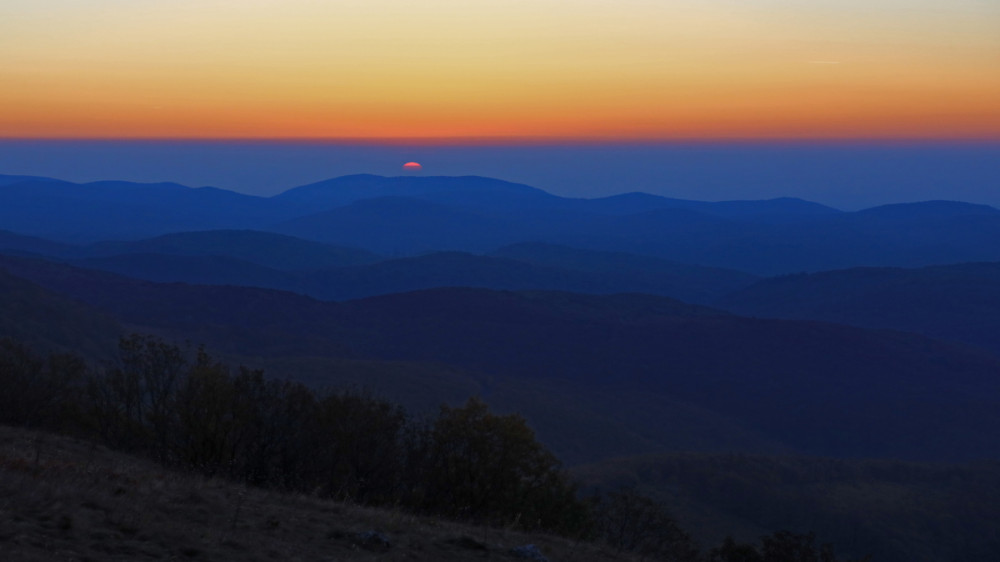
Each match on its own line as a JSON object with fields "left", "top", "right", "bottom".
{"left": 0, "top": 425, "right": 634, "bottom": 561}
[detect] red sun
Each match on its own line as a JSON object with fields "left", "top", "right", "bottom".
{"left": 402, "top": 162, "right": 423, "bottom": 171}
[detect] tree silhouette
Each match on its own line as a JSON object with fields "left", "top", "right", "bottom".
{"left": 420, "top": 397, "right": 586, "bottom": 532}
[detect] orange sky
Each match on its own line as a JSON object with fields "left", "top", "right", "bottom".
{"left": 2, "top": 0, "right": 999, "bottom": 140}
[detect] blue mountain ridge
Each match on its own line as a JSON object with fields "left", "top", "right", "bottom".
{"left": 4, "top": 172, "right": 1000, "bottom": 274}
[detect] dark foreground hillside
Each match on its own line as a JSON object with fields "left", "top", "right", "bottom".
{"left": 0, "top": 425, "right": 627, "bottom": 562}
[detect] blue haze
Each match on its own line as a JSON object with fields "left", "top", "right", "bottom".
{"left": 0, "top": 140, "right": 997, "bottom": 210}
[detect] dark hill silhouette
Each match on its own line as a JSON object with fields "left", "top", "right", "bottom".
{"left": 717, "top": 262, "right": 1000, "bottom": 355}
{"left": 0, "top": 229, "right": 76, "bottom": 258}
{"left": 55, "top": 245, "right": 756, "bottom": 304}
{"left": 307, "top": 251, "right": 609, "bottom": 300}
{"left": 84, "top": 230, "right": 381, "bottom": 270}
{"left": 68, "top": 250, "right": 596, "bottom": 303}
{"left": 0, "top": 267, "right": 120, "bottom": 357}
{"left": 4, "top": 253, "right": 1000, "bottom": 463}
{"left": 74, "top": 253, "right": 306, "bottom": 293}
{"left": 315, "top": 248, "right": 755, "bottom": 304}
{"left": 0, "top": 254, "right": 358, "bottom": 358}
{"left": 489, "top": 243, "right": 758, "bottom": 304}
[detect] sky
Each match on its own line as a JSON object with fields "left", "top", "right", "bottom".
{"left": 2, "top": 0, "right": 999, "bottom": 140}
{"left": 2, "top": 2, "right": 998, "bottom": 208}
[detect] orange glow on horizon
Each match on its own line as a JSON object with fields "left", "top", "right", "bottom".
{"left": 2, "top": 0, "right": 998, "bottom": 141}
{"left": 3, "top": 106, "right": 997, "bottom": 142}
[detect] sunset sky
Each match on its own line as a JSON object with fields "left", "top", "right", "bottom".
{"left": 3, "top": 0, "right": 999, "bottom": 140}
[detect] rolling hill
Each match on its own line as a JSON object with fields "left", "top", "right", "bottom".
{"left": 0, "top": 229, "right": 77, "bottom": 258}
{"left": 60, "top": 246, "right": 756, "bottom": 305}
{"left": 491, "top": 242, "right": 758, "bottom": 304}
{"left": 83, "top": 230, "right": 382, "bottom": 270}
{"left": 271, "top": 173, "right": 555, "bottom": 211}
{"left": 0, "top": 177, "right": 293, "bottom": 242}
{"left": 0, "top": 266, "right": 121, "bottom": 357}
{"left": 3, "top": 253, "right": 1000, "bottom": 464}
{"left": 717, "top": 262, "right": 1000, "bottom": 355}
{"left": 273, "top": 196, "right": 516, "bottom": 254}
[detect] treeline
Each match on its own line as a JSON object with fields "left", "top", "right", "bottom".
{"left": 0, "top": 335, "right": 868, "bottom": 561}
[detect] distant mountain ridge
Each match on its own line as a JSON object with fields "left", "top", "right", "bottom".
{"left": 272, "top": 173, "right": 552, "bottom": 208}
{"left": 855, "top": 200, "right": 1000, "bottom": 219}
{"left": 3, "top": 228, "right": 759, "bottom": 304}
{"left": 4, "top": 172, "right": 1000, "bottom": 274}
{"left": 0, "top": 173, "right": 60, "bottom": 186}
{"left": 38, "top": 245, "right": 757, "bottom": 305}
{"left": 0, "top": 229, "right": 76, "bottom": 257}
{"left": 565, "top": 192, "right": 839, "bottom": 219}
{"left": 83, "top": 230, "right": 382, "bottom": 270}
{"left": 0, "top": 177, "right": 291, "bottom": 241}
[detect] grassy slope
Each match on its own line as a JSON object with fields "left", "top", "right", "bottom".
{"left": 0, "top": 425, "right": 631, "bottom": 562}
